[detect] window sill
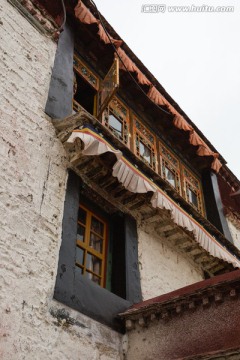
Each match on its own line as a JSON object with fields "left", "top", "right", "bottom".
{"left": 54, "top": 274, "right": 131, "bottom": 332}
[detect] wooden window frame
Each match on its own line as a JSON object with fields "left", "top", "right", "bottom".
{"left": 73, "top": 54, "right": 99, "bottom": 91}
{"left": 182, "top": 165, "right": 205, "bottom": 216}
{"left": 133, "top": 115, "right": 157, "bottom": 171}
{"left": 54, "top": 172, "right": 142, "bottom": 331}
{"left": 73, "top": 54, "right": 99, "bottom": 114}
{"left": 76, "top": 204, "right": 108, "bottom": 288}
{"left": 159, "top": 141, "right": 181, "bottom": 194}
{"left": 102, "top": 96, "right": 130, "bottom": 147}
{"left": 97, "top": 56, "right": 119, "bottom": 118}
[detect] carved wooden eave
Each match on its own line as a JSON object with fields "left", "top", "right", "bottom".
{"left": 225, "top": 210, "right": 240, "bottom": 231}
{"left": 52, "top": 108, "right": 240, "bottom": 276}
{"left": 8, "top": 0, "right": 60, "bottom": 38}
{"left": 182, "top": 348, "right": 240, "bottom": 360}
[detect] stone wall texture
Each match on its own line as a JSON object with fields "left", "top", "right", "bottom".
{"left": 126, "top": 292, "right": 240, "bottom": 360}
{"left": 227, "top": 216, "right": 240, "bottom": 251}
{"left": 138, "top": 226, "right": 204, "bottom": 300}
{"left": 0, "top": 1, "right": 123, "bottom": 359}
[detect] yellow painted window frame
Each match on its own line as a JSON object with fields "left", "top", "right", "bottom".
{"left": 76, "top": 204, "right": 108, "bottom": 288}
{"left": 73, "top": 54, "right": 99, "bottom": 115}
{"left": 73, "top": 54, "right": 99, "bottom": 91}
{"left": 102, "top": 96, "right": 130, "bottom": 147}
{"left": 97, "top": 56, "right": 119, "bottom": 118}
{"left": 159, "top": 141, "right": 181, "bottom": 194}
{"left": 181, "top": 165, "right": 205, "bottom": 216}
{"left": 132, "top": 115, "right": 157, "bottom": 171}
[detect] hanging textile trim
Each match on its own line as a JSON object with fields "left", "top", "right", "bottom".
{"left": 67, "top": 127, "right": 239, "bottom": 268}
{"left": 74, "top": 0, "right": 222, "bottom": 172}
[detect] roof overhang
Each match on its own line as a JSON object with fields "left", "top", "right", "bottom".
{"left": 119, "top": 269, "right": 240, "bottom": 360}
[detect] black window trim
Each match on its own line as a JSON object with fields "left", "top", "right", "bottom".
{"left": 54, "top": 171, "right": 142, "bottom": 332}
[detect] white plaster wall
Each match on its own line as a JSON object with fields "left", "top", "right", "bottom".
{"left": 0, "top": 1, "right": 123, "bottom": 359}
{"left": 138, "top": 227, "right": 204, "bottom": 300}
{"left": 227, "top": 218, "right": 240, "bottom": 251}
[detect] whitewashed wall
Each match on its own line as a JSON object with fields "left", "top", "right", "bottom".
{"left": 138, "top": 226, "right": 204, "bottom": 300}
{"left": 0, "top": 1, "right": 123, "bottom": 359}
{"left": 227, "top": 216, "right": 240, "bottom": 251}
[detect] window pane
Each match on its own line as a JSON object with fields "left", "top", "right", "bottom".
{"left": 85, "top": 271, "right": 101, "bottom": 285}
{"left": 78, "top": 207, "right": 86, "bottom": 224}
{"left": 76, "top": 246, "right": 84, "bottom": 265}
{"left": 188, "top": 188, "right": 198, "bottom": 207}
{"left": 77, "top": 224, "right": 85, "bottom": 242}
{"left": 139, "top": 141, "right": 151, "bottom": 164}
{"left": 86, "top": 253, "right": 102, "bottom": 276}
{"left": 75, "top": 264, "right": 83, "bottom": 276}
{"left": 109, "top": 113, "right": 122, "bottom": 135}
{"left": 91, "top": 217, "right": 104, "bottom": 236}
{"left": 165, "top": 167, "right": 176, "bottom": 188}
{"left": 90, "top": 232, "right": 103, "bottom": 253}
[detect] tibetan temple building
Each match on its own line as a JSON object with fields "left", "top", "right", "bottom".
{"left": 1, "top": 0, "right": 240, "bottom": 359}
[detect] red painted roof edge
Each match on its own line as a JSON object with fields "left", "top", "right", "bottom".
{"left": 125, "top": 269, "right": 240, "bottom": 313}
{"left": 177, "top": 345, "right": 240, "bottom": 360}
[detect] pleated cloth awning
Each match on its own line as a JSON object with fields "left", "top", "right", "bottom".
{"left": 67, "top": 128, "right": 240, "bottom": 269}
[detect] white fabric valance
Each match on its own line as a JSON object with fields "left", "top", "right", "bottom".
{"left": 113, "top": 159, "right": 156, "bottom": 193}
{"left": 67, "top": 128, "right": 240, "bottom": 269}
{"left": 67, "top": 129, "right": 122, "bottom": 159}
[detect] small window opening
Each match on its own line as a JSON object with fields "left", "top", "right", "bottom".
{"left": 165, "top": 166, "right": 176, "bottom": 188}
{"left": 139, "top": 141, "right": 151, "bottom": 165}
{"left": 187, "top": 188, "right": 198, "bottom": 208}
{"left": 108, "top": 112, "right": 123, "bottom": 137}
{"left": 74, "top": 72, "right": 96, "bottom": 115}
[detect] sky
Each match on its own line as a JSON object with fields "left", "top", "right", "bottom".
{"left": 94, "top": 0, "right": 240, "bottom": 179}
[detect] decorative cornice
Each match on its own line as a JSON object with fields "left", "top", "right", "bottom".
{"left": 119, "top": 270, "right": 240, "bottom": 329}
{"left": 52, "top": 108, "right": 240, "bottom": 262}
{"left": 181, "top": 347, "right": 240, "bottom": 360}
{"left": 7, "top": 0, "right": 60, "bottom": 39}
{"left": 226, "top": 210, "right": 240, "bottom": 231}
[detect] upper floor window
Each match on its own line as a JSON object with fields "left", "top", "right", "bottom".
{"left": 73, "top": 54, "right": 99, "bottom": 115}
{"left": 159, "top": 142, "right": 181, "bottom": 193}
{"left": 72, "top": 55, "right": 205, "bottom": 217}
{"left": 76, "top": 204, "right": 108, "bottom": 287}
{"left": 182, "top": 166, "right": 204, "bottom": 215}
{"left": 102, "top": 97, "right": 130, "bottom": 146}
{"left": 133, "top": 116, "right": 157, "bottom": 171}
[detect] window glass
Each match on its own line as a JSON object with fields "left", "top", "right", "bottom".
{"left": 139, "top": 141, "right": 151, "bottom": 164}
{"left": 76, "top": 246, "right": 84, "bottom": 265}
{"left": 90, "top": 232, "right": 103, "bottom": 254}
{"left": 108, "top": 113, "right": 122, "bottom": 136}
{"left": 103, "top": 98, "right": 129, "bottom": 146}
{"left": 75, "top": 205, "right": 107, "bottom": 288}
{"left": 86, "top": 253, "right": 102, "bottom": 276}
{"left": 78, "top": 207, "right": 87, "bottom": 225}
{"left": 77, "top": 224, "right": 85, "bottom": 242}
{"left": 133, "top": 116, "right": 156, "bottom": 171}
{"left": 182, "top": 167, "right": 204, "bottom": 215}
{"left": 165, "top": 167, "right": 176, "bottom": 188}
{"left": 75, "top": 265, "right": 83, "bottom": 276}
{"left": 85, "top": 272, "right": 101, "bottom": 285}
{"left": 188, "top": 188, "right": 198, "bottom": 208}
{"left": 91, "top": 216, "right": 104, "bottom": 236}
